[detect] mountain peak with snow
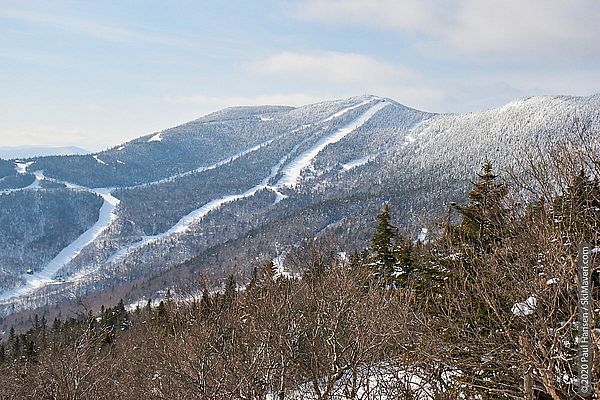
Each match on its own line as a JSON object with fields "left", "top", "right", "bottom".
{"left": 0, "top": 93, "right": 598, "bottom": 315}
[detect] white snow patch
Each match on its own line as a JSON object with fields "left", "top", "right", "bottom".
{"left": 117, "top": 160, "right": 125, "bottom": 165}
{"left": 15, "top": 161, "right": 33, "bottom": 174}
{"left": 266, "top": 186, "right": 287, "bottom": 204}
{"left": 259, "top": 115, "right": 273, "bottom": 122}
{"left": 148, "top": 132, "right": 163, "bottom": 142}
{"left": 341, "top": 155, "right": 372, "bottom": 171}
{"left": 512, "top": 295, "right": 537, "bottom": 316}
{"left": 546, "top": 277, "right": 559, "bottom": 285}
{"left": 93, "top": 155, "right": 107, "bottom": 165}
{"left": 276, "top": 100, "right": 388, "bottom": 188}
{"left": 417, "top": 227, "right": 428, "bottom": 242}
{"left": 116, "top": 146, "right": 125, "bottom": 151}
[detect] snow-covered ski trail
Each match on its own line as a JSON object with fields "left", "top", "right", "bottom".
{"left": 276, "top": 100, "right": 388, "bottom": 188}
{"left": 0, "top": 97, "right": 387, "bottom": 302}
{"left": 0, "top": 176, "right": 120, "bottom": 303}
{"left": 124, "top": 134, "right": 286, "bottom": 190}
{"left": 105, "top": 98, "right": 388, "bottom": 265}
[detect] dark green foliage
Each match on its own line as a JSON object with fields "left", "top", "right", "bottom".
{"left": 370, "top": 203, "right": 397, "bottom": 283}
{"left": 221, "top": 274, "right": 237, "bottom": 310}
{"left": 451, "top": 162, "right": 509, "bottom": 253}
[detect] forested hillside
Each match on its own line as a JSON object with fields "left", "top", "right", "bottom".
{"left": 1, "top": 145, "right": 598, "bottom": 399}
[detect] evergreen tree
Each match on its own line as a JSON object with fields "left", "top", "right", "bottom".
{"left": 393, "top": 236, "right": 416, "bottom": 288}
{"left": 370, "top": 203, "right": 398, "bottom": 285}
{"left": 222, "top": 274, "right": 237, "bottom": 309}
{"left": 452, "top": 162, "right": 509, "bottom": 253}
{"left": 200, "top": 287, "right": 212, "bottom": 321}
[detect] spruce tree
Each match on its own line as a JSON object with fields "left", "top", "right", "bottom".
{"left": 370, "top": 203, "right": 397, "bottom": 285}
{"left": 452, "top": 162, "right": 509, "bottom": 253}
{"left": 200, "top": 287, "right": 212, "bottom": 320}
{"left": 222, "top": 274, "right": 237, "bottom": 309}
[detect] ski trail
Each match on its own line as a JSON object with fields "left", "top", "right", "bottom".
{"left": 0, "top": 176, "right": 120, "bottom": 302}
{"left": 105, "top": 99, "right": 388, "bottom": 265}
{"left": 1, "top": 97, "right": 385, "bottom": 301}
{"left": 276, "top": 100, "right": 388, "bottom": 188}
{"left": 123, "top": 135, "right": 286, "bottom": 190}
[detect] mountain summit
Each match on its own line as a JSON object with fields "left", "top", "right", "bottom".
{"left": 0, "top": 94, "right": 598, "bottom": 314}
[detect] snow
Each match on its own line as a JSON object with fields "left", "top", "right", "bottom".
{"left": 341, "top": 155, "right": 372, "bottom": 171}
{"left": 276, "top": 100, "right": 388, "bottom": 188}
{"left": 322, "top": 96, "right": 380, "bottom": 122}
{"left": 125, "top": 135, "right": 284, "bottom": 190}
{"left": 15, "top": 160, "right": 33, "bottom": 174}
{"left": 107, "top": 183, "right": 269, "bottom": 263}
{"left": 546, "top": 277, "right": 559, "bottom": 285}
{"left": 93, "top": 155, "right": 107, "bottom": 165}
{"left": 104, "top": 100, "right": 378, "bottom": 265}
{"left": 116, "top": 146, "right": 125, "bottom": 151}
{"left": 0, "top": 168, "right": 42, "bottom": 195}
{"left": 267, "top": 186, "right": 288, "bottom": 204}
{"left": 148, "top": 132, "right": 163, "bottom": 142}
{"left": 0, "top": 176, "right": 120, "bottom": 303}
{"left": 0, "top": 97, "right": 391, "bottom": 301}
{"left": 417, "top": 227, "right": 428, "bottom": 242}
{"left": 117, "top": 160, "right": 125, "bottom": 165}
{"left": 259, "top": 115, "right": 273, "bottom": 122}
{"left": 265, "top": 363, "right": 458, "bottom": 400}
{"left": 512, "top": 295, "right": 537, "bottom": 316}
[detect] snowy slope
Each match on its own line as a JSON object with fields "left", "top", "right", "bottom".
{"left": 0, "top": 93, "right": 598, "bottom": 314}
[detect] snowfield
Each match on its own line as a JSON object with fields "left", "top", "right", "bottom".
{"left": 148, "top": 132, "right": 163, "bottom": 142}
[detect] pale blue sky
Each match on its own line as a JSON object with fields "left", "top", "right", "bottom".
{"left": 1, "top": 0, "right": 599, "bottom": 150}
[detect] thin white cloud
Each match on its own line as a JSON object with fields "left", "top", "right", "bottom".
{"left": 246, "top": 50, "right": 417, "bottom": 84}
{"left": 294, "top": 0, "right": 600, "bottom": 60}
{"left": 0, "top": 8, "right": 177, "bottom": 45}
{"left": 242, "top": 50, "right": 443, "bottom": 110}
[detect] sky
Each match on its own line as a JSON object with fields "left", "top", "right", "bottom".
{"left": 1, "top": 0, "right": 599, "bottom": 151}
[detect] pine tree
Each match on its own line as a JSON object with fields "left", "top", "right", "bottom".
{"left": 370, "top": 203, "right": 398, "bottom": 285}
{"left": 200, "top": 287, "right": 212, "bottom": 321}
{"left": 222, "top": 274, "right": 237, "bottom": 309}
{"left": 393, "top": 235, "right": 416, "bottom": 288}
{"left": 452, "top": 162, "right": 509, "bottom": 253}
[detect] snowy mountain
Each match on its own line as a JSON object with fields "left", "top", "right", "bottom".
{"left": 0, "top": 94, "right": 598, "bottom": 314}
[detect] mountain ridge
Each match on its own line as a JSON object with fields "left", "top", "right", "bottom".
{"left": 0, "top": 93, "right": 598, "bottom": 315}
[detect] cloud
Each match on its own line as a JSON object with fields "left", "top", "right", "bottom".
{"left": 246, "top": 51, "right": 416, "bottom": 84}
{"left": 294, "top": 0, "right": 600, "bottom": 61}
{"left": 242, "top": 50, "right": 443, "bottom": 110}
{"left": 0, "top": 8, "right": 177, "bottom": 46}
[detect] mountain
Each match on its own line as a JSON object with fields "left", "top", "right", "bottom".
{"left": 0, "top": 94, "right": 598, "bottom": 315}
{"left": 0, "top": 145, "right": 89, "bottom": 160}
